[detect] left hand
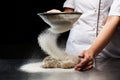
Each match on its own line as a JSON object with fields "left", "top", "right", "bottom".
{"left": 74, "top": 50, "right": 94, "bottom": 71}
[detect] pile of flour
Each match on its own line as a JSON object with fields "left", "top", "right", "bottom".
{"left": 19, "top": 62, "right": 76, "bottom": 73}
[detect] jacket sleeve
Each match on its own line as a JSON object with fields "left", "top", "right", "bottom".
{"left": 109, "top": 0, "right": 120, "bottom": 16}
{"left": 63, "top": 0, "right": 75, "bottom": 9}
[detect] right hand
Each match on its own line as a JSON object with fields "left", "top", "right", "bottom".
{"left": 74, "top": 50, "right": 94, "bottom": 71}
{"left": 47, "top": 9, "right": 61, "bottom": 13}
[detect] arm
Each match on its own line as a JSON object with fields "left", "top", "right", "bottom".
{"left": 88, "top": 16, "right": 120, "bottom": 57}
{"left": 75, "top": 16, "right": 120, "bottom": 71}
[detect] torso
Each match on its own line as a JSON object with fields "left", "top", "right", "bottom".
{"left": 65, "top": 0, "right": 120, "bottom": 58}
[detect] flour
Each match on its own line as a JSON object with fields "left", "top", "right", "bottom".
{"left": 19, "top": 62, "right": 76, "bottom": 73}
{"left": 37, "top": 29, "right": 79, "bottom": 69}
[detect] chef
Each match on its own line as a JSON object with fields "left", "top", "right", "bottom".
{"left": 62, "top": 0, "right": 120, "bottom": 71}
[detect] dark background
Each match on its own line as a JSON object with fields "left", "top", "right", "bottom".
{"left": 16, "top": 0, "right": 65, "bottom": 44}
{"left": 0, "top": 0, "right": 69, "bottom": 59}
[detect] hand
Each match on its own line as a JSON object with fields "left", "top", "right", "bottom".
{"left": 47, "top": 9, "right": 61, "bottom": 13}
{"left": 74, "top": 50, "right": 94, "bottom": 71}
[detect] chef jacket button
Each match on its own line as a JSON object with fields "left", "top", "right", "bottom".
{"left": 94, "top": 9, "right": 97, "bottom": 13}
{"left": 93, "top": 28, "right": 95, "bottom": 30}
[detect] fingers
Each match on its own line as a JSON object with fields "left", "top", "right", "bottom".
{"left": 87, "top": 60, "right": 93, "bottom": 65}
{"left": 79, "top": 56, "right": 92, "bottom": 67}
{"left": 79, "top": 65, "right": 93, "bottom": 71}
{"left": 81, "top": 60, "right": 93, "bottom": 71}
{"left": 85, "top": 65, "right": 93, "bottom": 70}
{"left": 75, "top": 50, "right": 94, "bottom": 71}
{"left": 75, "top": 63, "right": 93, "bottom": 71}
{"left": 74, "top": 58, "right": 89, "bottom": 70}
{"left": 75, "top": 59, "right": 93, "bottom": 71}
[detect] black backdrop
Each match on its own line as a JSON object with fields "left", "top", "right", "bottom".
{"left": 15, "top": 0, "right": 66, "bottom": 44}
{"left": 0, "top": 0, "right": 69, "bottom": 58}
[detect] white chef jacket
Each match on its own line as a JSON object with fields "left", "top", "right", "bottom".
{"left": 63, "top": 0, "right": 120, "bottom": 58}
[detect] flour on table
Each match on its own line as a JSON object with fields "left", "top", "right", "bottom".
{"left": 19, "top": 62, "right": 76, "bottom": 73}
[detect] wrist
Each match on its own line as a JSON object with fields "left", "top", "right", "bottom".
{"left": 86, "top": 49, "right": 97, "bottom": 58}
